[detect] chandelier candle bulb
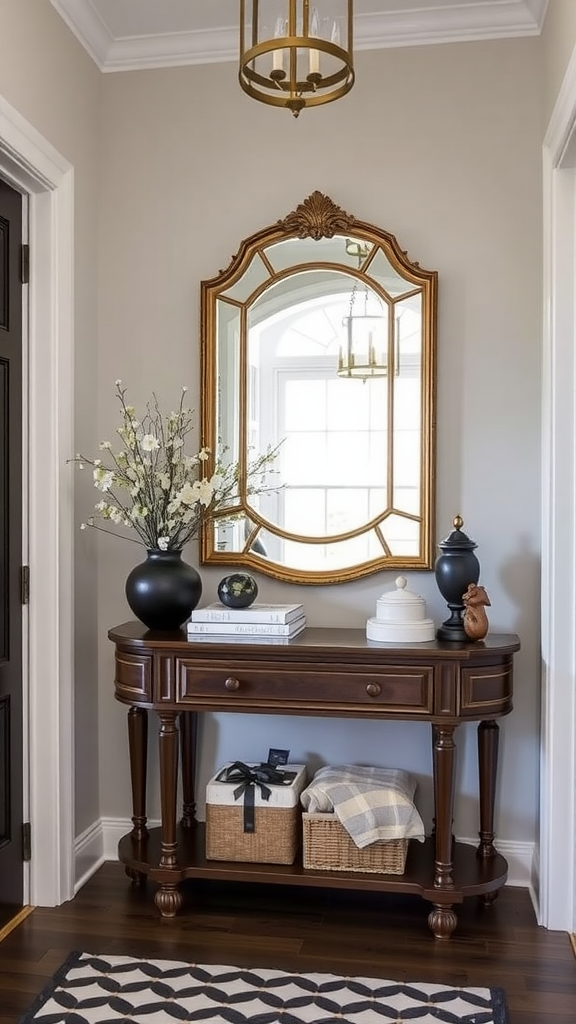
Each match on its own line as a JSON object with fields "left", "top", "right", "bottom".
{"left": 272, "top": 17, "right": 285, "bottom": 73}
{"left": 309, "top": 6, "right": 320, "bottom": 75}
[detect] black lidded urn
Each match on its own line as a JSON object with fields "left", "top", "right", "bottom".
{"left": 435, "top": 515, "right": 480, "bottom": 642}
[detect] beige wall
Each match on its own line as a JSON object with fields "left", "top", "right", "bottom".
{"left": 542, "top": 0, "right": 576, "bottom": 125}
{"left": 0, "top": 0, "right": 101, "bottom": 836}
{"left": 97, "top": 39, "right": 543, "bottom": 841}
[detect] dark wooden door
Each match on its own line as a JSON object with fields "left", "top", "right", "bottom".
{"left": 0, "top": 178, "right": 24, "bottom": 924}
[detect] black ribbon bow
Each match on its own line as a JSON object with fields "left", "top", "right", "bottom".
{"left": 215, "top": 761, "right": 296, "bottom": 833}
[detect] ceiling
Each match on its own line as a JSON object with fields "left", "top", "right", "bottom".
{"left": 48, "top": 0, "right": 549, "bottom": 73}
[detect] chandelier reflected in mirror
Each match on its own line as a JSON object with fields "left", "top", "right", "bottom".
{"left": 239, "top": 1, "right": 354, "bottom": 117}
{"left": 338, "top": 239, "right": 390, "bottom": 380}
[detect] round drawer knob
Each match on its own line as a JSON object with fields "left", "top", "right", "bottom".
{"left": 224, "top": 676, "right": 241, "bottom": 692}
{"left": 366, "top": 682, "right": 382, "bottom": 697}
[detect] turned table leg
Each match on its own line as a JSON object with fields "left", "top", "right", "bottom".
{"left": 430, "top": 723, "right": 457, "bottom": 938}
{"left": 477, "top": 720, "right": 501, "bottom": 906}
{"left": 477, "top": 720, "right": 499, "bottom": 857}
{"left": 154, "top": 710, "right": 183, "bottom": 917}
{"left": 127, "top": 706, "right": 148, "bottom": 840}
{"left": 180, "top": 711, "right": 198, "bottom": 828}
{"left": 432, "top": 723, "right": 457, "bottom": 889}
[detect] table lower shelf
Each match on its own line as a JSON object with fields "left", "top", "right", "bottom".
{"left": 118, "top": 823, "right": 508, "bottom": 906}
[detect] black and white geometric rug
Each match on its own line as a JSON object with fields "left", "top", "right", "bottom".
{"left": 18, "top": 951, "right": 510, "bottom": 1024}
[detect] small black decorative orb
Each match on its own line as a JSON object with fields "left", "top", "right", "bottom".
{"left": 218, "top": 573, "right": 259, "bottom": 609}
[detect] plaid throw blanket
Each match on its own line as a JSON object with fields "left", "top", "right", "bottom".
{"left": 300, "top": 765, "right": 426, "bottom": 848}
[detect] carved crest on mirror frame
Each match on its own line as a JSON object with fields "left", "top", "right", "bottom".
{"left": 279, "top": 191, "right": 356, "bottom": 240}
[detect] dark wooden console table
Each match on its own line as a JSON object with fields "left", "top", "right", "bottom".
{"left": 109, "top": 621, "right": 519, "bottom": 939}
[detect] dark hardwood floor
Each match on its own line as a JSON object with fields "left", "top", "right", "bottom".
{"left": 0, "top": 862, "right": 574, "bottom": 1024}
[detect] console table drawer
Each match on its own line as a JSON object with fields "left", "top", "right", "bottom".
{"left": 114, "top": 651, "right": 153, "bottom": 701}
{"left": 176, "top": 659, "right": 434, "bottom": 712}
{"left": 460, "top": 663, "right": 514, "bottom": 716}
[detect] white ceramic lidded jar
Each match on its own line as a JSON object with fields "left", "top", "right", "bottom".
{"left": 366, "top": 576, "right": 435, "bottom": 643}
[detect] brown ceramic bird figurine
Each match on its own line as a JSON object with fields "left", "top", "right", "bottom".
{"left": 462, "top": 583, "right": 491, "bottom": 641}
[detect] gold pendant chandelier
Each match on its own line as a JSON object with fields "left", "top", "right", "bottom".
{"left": 239, "top": 1, "right": 355, "bottom": 118}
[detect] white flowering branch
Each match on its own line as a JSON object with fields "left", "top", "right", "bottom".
{"left": 70, "top": 381, "right": 279, "bottom": 551}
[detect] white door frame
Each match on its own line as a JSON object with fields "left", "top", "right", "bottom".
{"left": 540, "top": 46, "right": 576, "bottom": 932}
{"left": 0, "top": 94, "right": 75, "bottom": 906}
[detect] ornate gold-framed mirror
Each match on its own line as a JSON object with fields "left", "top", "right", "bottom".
{"left": 200, "top": 192, "right": 437, "bottom": 584}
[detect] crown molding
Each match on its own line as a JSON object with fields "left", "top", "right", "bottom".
{"left": 354, "top": 0, "right": 549, "bottom": 52}
{"left": 49, "top": 0, "right": 113, "bottom": 69}
{"left": 49, "top": 0, "right": 549, "bottom": 74}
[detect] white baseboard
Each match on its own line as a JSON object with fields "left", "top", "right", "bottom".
{"left": 73, "top": 819, "right": 105, "bottom": 893}
{"left": 457, "top": 835, "right": 535, "bottom": 889}
{"left": 101, "top": 816, "right": 162, "bottom": 861}
{"left": 73, "top": 816, "right": 160, "bottom": 891}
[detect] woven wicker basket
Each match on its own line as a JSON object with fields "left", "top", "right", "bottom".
{"left": 302, "top": 812, "right": 409, "bottom": 874}
{"left": 206, "top": 804, "right": 301, "bottom": 865}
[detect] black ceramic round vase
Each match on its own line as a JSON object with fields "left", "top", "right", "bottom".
{"left": 434, "top": 516, "right": 480, "bottom": 642}
{"left": 125, "top": 549, "right": 202, "bottom": 631}
{"left": 217, "top": 573, "right": 258, "bottom": 609}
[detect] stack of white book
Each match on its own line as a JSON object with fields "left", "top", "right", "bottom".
{"left": 186, "top": 602, "right": 306, "bottom": 642}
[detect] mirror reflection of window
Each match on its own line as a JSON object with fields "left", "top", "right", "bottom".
{"left": 247, "top": 288, "right": 422, "bottom": 568}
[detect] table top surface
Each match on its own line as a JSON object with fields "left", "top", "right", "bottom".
{"left": 109, "top": 621, "right": 521, "bottom": 658}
